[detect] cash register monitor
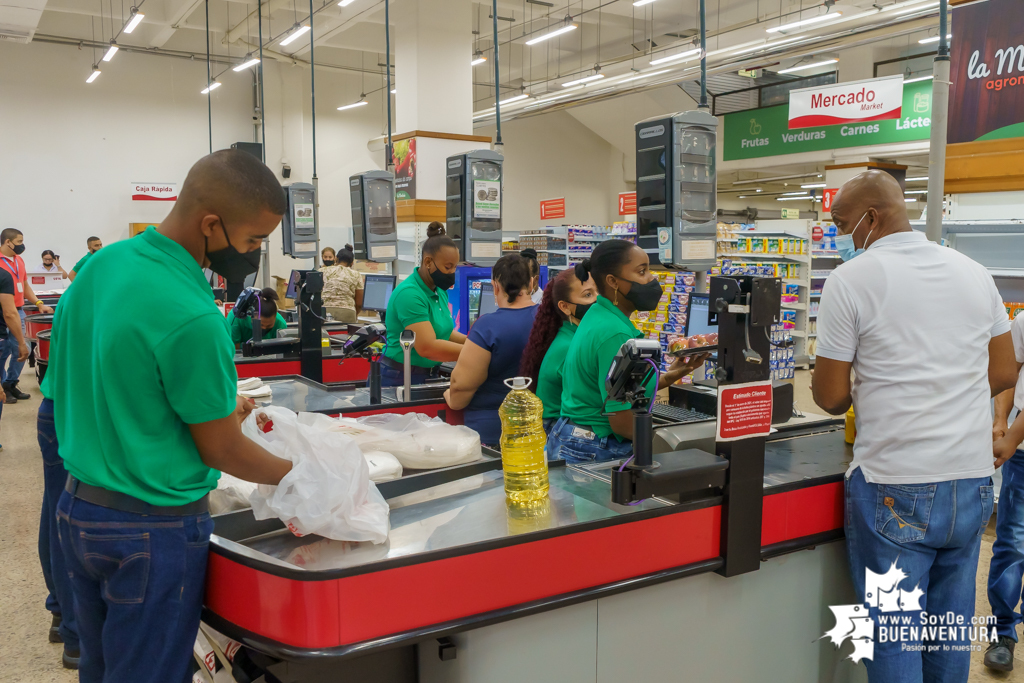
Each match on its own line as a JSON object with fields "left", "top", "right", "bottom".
{"left": 685, "top": 294, "right": 717, "bottom": 337}
{"left": 285, "top": 269, "right": 302, "bottom": 300}
{"left": 362, "top": 274, "right": 396, "bottom": 312}
{"left": 476, "top": 281, "right": 498, "bottom": 318}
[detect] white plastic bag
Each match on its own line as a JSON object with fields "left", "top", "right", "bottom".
{"left": 242, "top": 406, "right": 390, "bottom": 543}
{"left": 364, "top": 451, "right": 403, "bottom": 482}
{"left": 298, "top": 412, "right": 482, "bottom": 469}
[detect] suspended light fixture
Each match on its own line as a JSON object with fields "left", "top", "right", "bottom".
{"left": 280, "top": 24, "right": 311, "bottom": 46}
{"left": 499, "top": 93, "right": 531, "bottom": 105}
{"left": 777, "top": 196, "right": 814, "bottom": 201}
{"left": 525, "top": 20, "right": 577, "bottom": 46}
{"left": 633, "top": 0, "right": 656, "bottom": 6}
{"left": 338, "top": 0, "right": 357, "bottom": 5}
{"left": 778, "top": 59, "right": 838, "bottom": 74}
{"left": 906, "top": 176, "right": 929, "bottom": 181}
{"left": 562, "top": 70, "right": 604, "bottom": 87}
{"left": 731, "top": 35, "right": 808, "bottom": 56}
{"left": 471, "top": 50, "right": 487, "bottom": 66}
{"left": 783, "top": 191, "right": 810, "bottom": 196}
{"left": 201, "top": 82, "right": 222, "bottom": 94}
{"left": 766, "top": 12, "right": 843, "bottom": 33}
{"left": 650, "top": 47, "right": 701, "bottom": 66}
{"left": 123, "top": 7, "right": 144, "bottom": 33}
{"left": 102, "top": 42, "right": 119, "bottom": 62}
{"left": 233, "top": 54, "right": 261, "bottom": 71}
{"left": 86, "top": 67, "right": 101, "bottom": 83}
{"left": 338, "top": 95, "right": 368, "bottom": 111}
{"left": 801, "top": 183, "right": 826, "bottom": 189}
{"left": 919, "top": 33, "right": 951, "bottom": 44}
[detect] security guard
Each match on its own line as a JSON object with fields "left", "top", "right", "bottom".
{"left": 46, "top": 150, "right": 293, "bottom": 682}
{"left": 380, "top": 222, "right": 465, "bottom": 386}
{"left": 551, "top": 240, "right": 708, "bottom": 462}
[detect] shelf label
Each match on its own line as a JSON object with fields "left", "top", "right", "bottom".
{"left": 717, "top": 380, "right": 774, "bottom": 442}
{"left": 540, "top": 197, "right": 566, "bottom": 220}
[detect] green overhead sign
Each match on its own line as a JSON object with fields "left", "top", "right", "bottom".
{"left": 723, "top": 79, "right": 934, "bottom": 161}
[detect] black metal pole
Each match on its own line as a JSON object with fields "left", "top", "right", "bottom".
{"left": 205, "top": 0, "right": 212, "bottom": 152}
{"left": 492, "top": 0, "right": 501, "bottom": 145}
{"left": 257, "top": 0, "right": 266, "bottom": 163}
{"left": 384, "top": 0, "right": 393, "bottom": 170}
{"left": 938, "top": 0, "right": 949, "bottom": 59}
{"left": 699, "top": 0, "right": 708, "bottom": 110}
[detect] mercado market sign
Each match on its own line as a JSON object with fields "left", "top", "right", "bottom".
{"left": 948, "top": 0, "right": 1024, "bottom": 143}
{"left": 789, "top": 76, "right": 904, "bottom": 129}
{"left": 723, "top": 78, "right": 933, "bottom": 161}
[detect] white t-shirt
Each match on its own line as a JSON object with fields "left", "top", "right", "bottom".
{"left": 1012, "top": 314, "right": 1024, "bottom": 412}
{"left": 531, "top": 287, "right": 543, "bottom": 305}
{"left": 35, "top": 263, "right": 58, "bottom": 272}
{"left": 816, "top": 231, "right": 1011, "bottom": 484}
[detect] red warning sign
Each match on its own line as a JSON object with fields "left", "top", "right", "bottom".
{"left": 717, "top": 380, "right": 774, "bottom": 442}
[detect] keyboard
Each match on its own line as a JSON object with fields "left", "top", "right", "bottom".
{"left": 652, "top": 403, "right": 716, "bottom": 425}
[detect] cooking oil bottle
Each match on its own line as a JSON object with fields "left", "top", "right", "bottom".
{"left": 845, "top": 406, "right": 857, "bottom": 445}
{"left": 499, "top": 377, "right": 549, "bottom": 505}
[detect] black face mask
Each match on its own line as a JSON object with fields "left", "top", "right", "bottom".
{"left": 11, "top": 244, "right": 25, "bottom": 256}
{"left": 428, "top": 265, "right": 456, "bottom": 291}
{"left": 620, "top": 278, "right": 663, "bottom": 311}
{"left": 322, "top": 259, "right": 335, "bottom": 267}
{"left": 206, "top": 220, "right": 260, "bottom": 282}
{"left": 571, "top": 301, "right": 592, "bottom": 322}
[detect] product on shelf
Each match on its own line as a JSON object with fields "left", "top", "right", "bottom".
{"left": 1005, "top": 302, "right": 1024, "bottom": 319}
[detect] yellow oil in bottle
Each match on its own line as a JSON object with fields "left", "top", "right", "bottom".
{"left": 845, "top": 406, "right": 857, "bottom": 445}
{"left": 499, "top": 377, "right": 549, "bottom": 505}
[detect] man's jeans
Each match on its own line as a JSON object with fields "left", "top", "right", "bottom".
{"left": 0, "top": 308, "right": 26, "bottom": 384}
{"left": 546, "top": 417, "right": 633, "bottom": 464}
{"left": 37, "top": 399, "right": 78, "bottom": 649}
{"left": 988, "top": 450, "right": 1024, "bottom": 641}
{"left": 56, "top": 490, "right": 212, "bottom": 683}
{"left": 846, "top": 467, "right": 994, "bottom": 683}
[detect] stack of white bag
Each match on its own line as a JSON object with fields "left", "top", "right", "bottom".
{"left": 240, "top": 406, "right": 390, "bottom": 544}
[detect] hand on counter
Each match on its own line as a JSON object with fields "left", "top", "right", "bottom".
{"left": 37, "top": 303, "right": 54, "bottom": 315}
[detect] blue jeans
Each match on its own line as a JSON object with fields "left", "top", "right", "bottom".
{"left": 56, "top": 490, "right": 213, "bottom": 683}
{"left": 845, "top": 467, "right": 994, "bottom": 683}
{"left": 988, "top": 450, "right": 1024, "bottom": 641}
{"left": 0, "top": 308, "right": 25, "bottom": 384}
{"left": 37, "top": 399, "right": 79, "bottom": 649}
{"left": 546, "top": 417, "right": 634, "bottom": 464}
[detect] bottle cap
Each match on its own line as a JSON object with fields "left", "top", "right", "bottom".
{"left": 504, "top": 376, "right": 532, "bottom": 390}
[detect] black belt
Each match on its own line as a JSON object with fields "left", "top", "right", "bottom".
{"left": 379, "top": 356, "right": 438, "bottom": 375}
{"left": 65, "top": 475, "right": 209, "bottom": 516}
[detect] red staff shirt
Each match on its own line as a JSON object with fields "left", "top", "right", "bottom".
{"left": 0, "top": 255, "right": 26, "bottom": 307}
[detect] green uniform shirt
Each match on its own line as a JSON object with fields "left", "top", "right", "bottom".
{"left": 383, "top": 269, "right": 455, "bottom": 368}
{"left": 561, "top": 295, "right": 653, "bottom": 440}
{"left": 228, "top": 312, "right": 287, "bottom": 345}
{"left": 72, "top": 251, "right": 92, "bottom": 275}
{"left": 536, "top": 321, "right": 577, "bottom": 420}
{"left": 42, "top": 227, "right": 237, "bottom": 506}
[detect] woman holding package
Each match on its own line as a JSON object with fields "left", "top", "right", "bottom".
{"left": 518, "top": 262, "right": 598, "bottom": 431}
{"left": 444, "top": 254, "right": 537, "bottom": 445}
{"left": 550, "top": 240, "right": 709, "bottom": 463}
{"left": 381, "top": 224, "right": 465, "bottom": 386}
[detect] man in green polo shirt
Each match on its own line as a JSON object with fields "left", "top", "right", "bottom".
{"left": 67, "top": 235, "right": 102, "bottom": 281}
{"left": 47, "top": 150, "right": 293, "bottom": 682}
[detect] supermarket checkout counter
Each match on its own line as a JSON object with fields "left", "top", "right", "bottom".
{"left": 202, "top": 276, "right": 863, "bottom": 683}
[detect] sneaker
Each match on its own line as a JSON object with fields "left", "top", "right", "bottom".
{"left": 49, "top": 613, "right": 62, "bottom": 643}
{"left": 984, "top": 635, "right": 1015, "bottom": 671}
{"left": 62, "top": 646, "right": 80, "bottom": 670}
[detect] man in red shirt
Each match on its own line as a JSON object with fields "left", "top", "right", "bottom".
{"left": 0, "top": 229, "right": 54, "bottom": 402}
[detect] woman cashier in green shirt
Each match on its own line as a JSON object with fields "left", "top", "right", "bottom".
{"left": 381, "top": 222, "right": 465, "bottom": 386}
{"left": 227, "top": 287, "right": 288, "bottom": 346}
{"left": 549, "top": 239, "right": 709, "bottom": 463}
{"left": 519, "top": 262, "right": 597, "bottom": 431}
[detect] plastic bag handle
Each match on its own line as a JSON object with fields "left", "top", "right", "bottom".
{"left": 504, "top": 376, "right": 533, "bottom": 390}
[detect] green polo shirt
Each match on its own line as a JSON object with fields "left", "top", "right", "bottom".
{"left": 383, "top": 269, "right": 455, "bottom": 368}
{"left": 536, "top": 321, "right": 577, "bottom": 420}
{"left": 228, "top": 312, "right": 287, "bottom": 345}
{"left": 42, "top": 227, "right": 237, "bottom": 506}
{"left": 72, "top": 251, "right": 92, "bottom": 275}
{"left": 561, "top": 295, "right": 653, "bottom": 440}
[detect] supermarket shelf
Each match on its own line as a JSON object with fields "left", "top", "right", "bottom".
{"left": 782, "top": 278, "right": 805, "bottom": 286}
{"left": 790, "top": 330, "right": 807, "bottom": 338}
{"left": 811, "top": 253, "right": 843, "bottom": 259}
{"left": 808, "top": 334, "right": 817, "bottom": 338}
{"left": 810, "top": 293, "right": 822, "bottom": 297}
{"left": 720, "top": 253, "right": 807, "bottom": 262}
{"left": 736, "top": 229, "right": 809, "bottom": 239}
{"left": 782, "top": 302, "right": 806, "bottom": 311}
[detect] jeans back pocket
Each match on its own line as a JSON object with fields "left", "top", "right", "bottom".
{"left": 80, "top": 531, "right": 151, "bottom": 604}
{"left": 875, "top": 484, "right": 936, "bottom": 544}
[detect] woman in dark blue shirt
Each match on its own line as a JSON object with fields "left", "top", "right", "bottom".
{"left": 444, "top": 255, "right": 537, "bottom": 445}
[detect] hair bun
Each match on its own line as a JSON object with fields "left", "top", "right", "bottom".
{"left": 260, "top": 287, "right": 279, "bottom": 301}
{"left": 343, "top": 244, "right": 353, "bottom": 252}
{"left": 426, "top": 221, "right": 446, "bottom": 237}
{"left": 520, "top": 248, "right": 538, "bottom": 259}
{"left": 574, "top": 259, "right": 591, "bottom": 283}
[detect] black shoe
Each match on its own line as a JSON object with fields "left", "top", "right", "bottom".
{"left": 984, "top": 635, "right": 1015, "bottom": 671}
{"left": 11, "top": 384, "right": 30, "bottom": 400}
{"left": 3, "top": 393, "right": 16, "bottom": 405}
{"left": 62, "top": 646, "right": 80, "bottom": 670}
{"left": 48, "top": 613, "right": 62, "bottom": 643}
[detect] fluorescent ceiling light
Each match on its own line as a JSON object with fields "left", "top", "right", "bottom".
{"left": 201, "top": 82, "right": 221, "bottom": 94}
{"left": 471, "top": 57, "right": 487, "bottom": 66}
{"left": 731, "top": 35, "right": 808, "bottom": 56}
{"left": 777, "top": 196, "right": 814, "bottom": 201}
{"left": 123, "top": 10, "right": 144, "bottom": 33}
{"left": 905, "top": 198, "right": 919, "bottom": 203}
{"left": 337, "top": 99, "right": 368, "bottom": 111}
{"left": 906, "top": 176, "right": 929, "bottom": 181}
{"left": 500, "top": 93, "right": 530, "bottom": 105}
{"left": 339, "top": 0, "right": 357, "bottom": 5}
{"left": 525, "top": 23, "right": 577, "bottom": 46}
{"left": 919, "top": 33, "right": 951, "bottom": 44}
{"left": 233, "top": 57, "right": 260, "bottom": 72}
{"left": 650, "top": 47, "right": 701, "bottom": 66}
{"left": 783, "top": 191, "right": 809, "bottom": 196}
{"left": 633, "top": 0, "right": 656, "bottom": 5}
{"left": 102, "top": 43, "right": 119, "bottom": 61}
{"left": 280, "top": 24, "right": 311, "bottom": 46}
{"left": 390, "top": 88, "right": 396, "bottom": 94}
{"left": 562, "top": 73, "right": 604, "bottom": 87}
{"left": 767, "top": 12, "right": 842, "bottom": 33}
{"left": 904, "top": 75, "right": 934, "bottom": 84}
{"left": 801, "top": 183, "right": 826, "bottom": 189}
{"left": 86, "top": 68, "right": 101, "bottom": 83}
{"left": 905, "top": 190, "right": 928, "bottom": 194}
{"left": 778, "top": 59, "right": 838, "bottom": 74}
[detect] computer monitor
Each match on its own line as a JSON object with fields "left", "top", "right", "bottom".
{"left": 362, "top": 274, "right": 396, "bottom": 312}
{"left": 476, "top": 281, "right": 498, "bottom": 319}
{"left": 685, "top": 294, "right": 717, "bottom": 337}
{"left": 285, "top": 269, "right": 302, "bottom": 300}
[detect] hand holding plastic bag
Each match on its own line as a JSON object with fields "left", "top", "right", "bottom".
{"left": 241, "top": 406, "right": 389, "bottom": 544}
